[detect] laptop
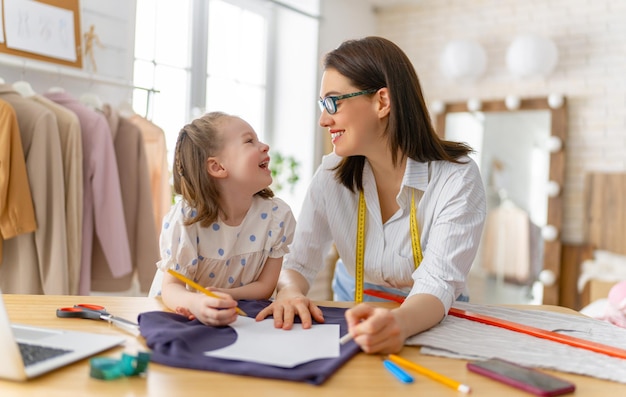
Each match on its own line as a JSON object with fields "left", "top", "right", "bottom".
{"left": 0, "top": 290, "right": 126, "bottom": 381}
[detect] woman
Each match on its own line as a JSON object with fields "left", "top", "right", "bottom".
{"left": 257, "top": 36, "right": 486, "bottom": 354}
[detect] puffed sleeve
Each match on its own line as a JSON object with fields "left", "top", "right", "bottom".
{"left": 267, "top": 197, "right": 296, "bottom": 258}
{"left": 156, "top": 200, "right": 200, "bottom": 280}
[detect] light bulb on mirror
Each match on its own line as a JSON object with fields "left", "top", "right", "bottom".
{"left": 548, "top": 93, "right": 564, "bottom": 109}
{"left": 430, "top": 100, "right": 445, "bottom": 115}
{"left": 546, "top": 180, "right": 561, "bottom": 198}
{"left": 505, "top": 95, "right": 521, "bottom": 110}
{"left": 538, "top": 270, "right": 556, "bottom": 286}
{"left": 467, "top": 98, "right": 482, "bottom": 112}
{"left": 545, "top": 136, "right": 563, "bottom": 153}
{"left": 541, "top": 225, "right": 558, "bottom": 241}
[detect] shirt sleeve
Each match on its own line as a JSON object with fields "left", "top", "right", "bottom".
{"left": 267, "top": 197, "right": 296, "bottom": 258}
{"left": 157, "top": 200, "right": 200, "bottom": 281}
{"left": 0, "top": 101, "right": 37, "bottom": 242}
{"left": 409, "top": 159, "right": 486, "bottom": 313}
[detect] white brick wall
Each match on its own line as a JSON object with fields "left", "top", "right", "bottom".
{"left": 377, "top": 0, "right": 626, "bottom": 244}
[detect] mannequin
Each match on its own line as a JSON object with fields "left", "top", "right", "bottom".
{"left": 13, "top": 80, "right": 37, "bottom": 97}
{"left": 83, "top": 24, "right": 104, "bottom": 72}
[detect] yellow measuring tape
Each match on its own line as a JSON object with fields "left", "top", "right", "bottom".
{"left": 355, "top": 190, "right": 422, "bottom": 302}
{"left": 355, "top": 192, "right": 367, "bottom": 303}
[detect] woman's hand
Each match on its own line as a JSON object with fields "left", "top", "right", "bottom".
{"left": 255, "top": 291, "right": 325, "bottom": 329}
{"left": 344, "top": 303, "right": 406, "bottom": 354}
{"left": 344, "top": 294, "right": 446, "bottom": 354}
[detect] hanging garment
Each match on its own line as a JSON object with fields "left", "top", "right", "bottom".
{"left": 30, "top": 94, "right": 84, "bottom": 295}
{"left": 91, "top": 105, "right": 159, "bottom": 293}
{"left": 481, "top": 201, "right": 541, "bottom": 285}
{"left": 0, "top": 99, "right": 36, "bottom": 261}
{"left": 0, "top": 85, "right": 68, "bottom": 294}
{"left": 127, "top": 114, "right": 171, "bottom": 236}
{"left": 44, "top": 91, "right": 132, "bottom": 295}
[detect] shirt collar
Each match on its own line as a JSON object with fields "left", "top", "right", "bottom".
{"left": 403, "top": 158, "right": 430, "bottom": 192}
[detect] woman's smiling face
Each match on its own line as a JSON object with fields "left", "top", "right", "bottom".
{"left": 318, "top": 68, "right": 385, "bottom": 158}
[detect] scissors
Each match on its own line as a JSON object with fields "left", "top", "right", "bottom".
{"left": 56, "top": 304, "right": 140, "bottom": 336}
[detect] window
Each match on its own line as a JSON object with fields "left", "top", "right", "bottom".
{"left": 133, "top": 0, "right": 193, "bottom": 157}
{"left": 133, "top": 0, "right": 320, "bottom": 216}
{"left": 206, "top": 0, "right": 269, "bottom": 140}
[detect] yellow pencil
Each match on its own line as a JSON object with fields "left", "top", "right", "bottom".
{"left": 167, "top": 269, "right": 247, "bottom": 317}
{"left": 388, "top": 354, "right": 471, "bottom": 394}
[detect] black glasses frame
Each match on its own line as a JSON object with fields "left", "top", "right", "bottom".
{"left": 318, "top": 89, "right": 378, "bottom": 114}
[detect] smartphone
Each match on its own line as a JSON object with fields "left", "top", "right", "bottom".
{"left": 467, "top": 358, "right": 575, "bottom": 396}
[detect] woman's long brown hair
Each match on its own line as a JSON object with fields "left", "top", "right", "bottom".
{"left": 324, "top": 36, "right": 472, "bottom": 192}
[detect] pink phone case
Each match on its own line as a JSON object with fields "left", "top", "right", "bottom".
{"left": 467, "top": 358, "right": 576, "bottom": 396}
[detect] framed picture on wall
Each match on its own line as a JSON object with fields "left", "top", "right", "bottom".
{"left": 0, "top": 0, "right": 82, "bottom": 68}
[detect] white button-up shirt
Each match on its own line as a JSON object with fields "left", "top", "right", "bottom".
{"left": 283, "top": 152, "right": 486, "bottom": 313}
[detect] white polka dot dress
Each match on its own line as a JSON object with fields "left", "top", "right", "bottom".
{"left": 151, "top": 195, "right": 295, "bottom": 295}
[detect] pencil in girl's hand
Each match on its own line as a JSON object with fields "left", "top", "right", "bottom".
{"left": 166, "top": 269, "right": 248, "bottom": 316}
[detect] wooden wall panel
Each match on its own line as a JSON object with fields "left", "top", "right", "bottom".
{"left": 584, "top": 173, "right": 626, "bottom": 256}
{"left": 559, "top": 243, "right": 594, "bottom": 310}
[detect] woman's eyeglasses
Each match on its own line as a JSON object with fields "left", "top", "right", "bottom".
{"left": 318, "top": 89, "right": 378, "bottom": 115}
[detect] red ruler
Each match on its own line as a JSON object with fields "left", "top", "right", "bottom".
{"left": 362, "top": 289, "right": 626, "bottom": 359}
{"left": 363, "top": 289, "right": 406, "bottom": 303}
{"left": 449, "top": 307, "right": 626, "bottom": 360}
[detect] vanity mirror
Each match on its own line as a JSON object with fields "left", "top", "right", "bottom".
{"left": 434, "top": 97, "right": 567, "bottom": 305}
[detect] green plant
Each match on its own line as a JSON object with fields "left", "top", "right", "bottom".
{"left": 270, "top": 152, "right": 300, "bottom": 193}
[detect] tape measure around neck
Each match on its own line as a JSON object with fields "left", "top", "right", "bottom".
{"left": 355, "top": 190, "right": 422, "bottom": 303}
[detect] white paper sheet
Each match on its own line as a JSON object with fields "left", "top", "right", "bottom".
{"left": 204, "top": 316, "right": 340, "bottom": 368}
{"left": 405, "top": 302, "right": 626, "bottom": 383}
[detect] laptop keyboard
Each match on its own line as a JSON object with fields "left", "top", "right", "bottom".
{"left": 18, "top": 342, "right": 72, "bottom": 367}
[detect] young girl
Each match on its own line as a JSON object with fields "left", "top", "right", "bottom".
{"left": 150, "top": 112, "right": 296, "bottom": 327}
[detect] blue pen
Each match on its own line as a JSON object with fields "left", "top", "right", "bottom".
{"left": 383, "top": 359, "right": 414, "bottom": 384}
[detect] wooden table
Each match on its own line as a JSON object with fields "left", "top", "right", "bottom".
{"left": 2, "top": 294, "right": 625, "bottom": 396}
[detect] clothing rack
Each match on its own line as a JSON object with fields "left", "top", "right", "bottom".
{"left": 0, "top": 54, "right": 159, "bottom": 118}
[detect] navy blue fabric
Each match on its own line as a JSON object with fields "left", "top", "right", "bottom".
{"left": 138, "top": 300, "right": 361, "bottom": 385}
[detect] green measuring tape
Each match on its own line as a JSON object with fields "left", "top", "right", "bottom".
{"left": 355, "top": 190, "right": 422, "bottom": 303}
{"left": 90, "top": 352, "right": 151, "bottom": 380}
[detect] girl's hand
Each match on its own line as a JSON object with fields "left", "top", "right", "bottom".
{"left": 189, "top": 291, "right": 239, "bottom": 326}
{"left": 174, "top": 306, "right": 195, "bottom": 320}
{"left": 255, "top": 291, "right": 325, "bottom": 330}
{"left": 344, "top": 303, "right": 406, "bottom": 354}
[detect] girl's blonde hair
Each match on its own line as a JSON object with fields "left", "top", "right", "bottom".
{"left": 173, "top": 111, "right": 274, "bottom": 227}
